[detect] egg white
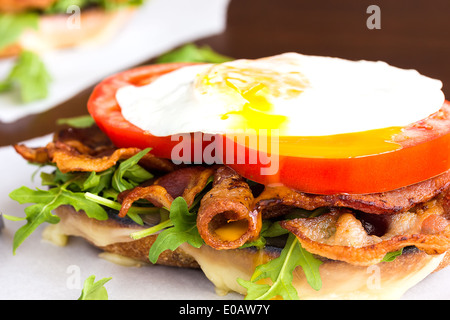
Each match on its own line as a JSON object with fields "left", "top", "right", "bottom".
{"left": 116, "top": 53, "right": 445, "bottom": 137}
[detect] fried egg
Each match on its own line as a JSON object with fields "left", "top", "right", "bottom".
{"left": 116, "top": 53, "right": 444, "bottom": 138}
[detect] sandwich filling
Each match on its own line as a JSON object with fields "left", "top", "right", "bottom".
{"left": 11, "top": 123, "right": 450, "bottom": 299}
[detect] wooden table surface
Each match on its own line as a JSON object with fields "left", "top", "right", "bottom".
{"left": 1, "top": 0, "right": 449, "bottom": 146}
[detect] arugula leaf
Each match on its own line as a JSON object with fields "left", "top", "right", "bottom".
{"left": 9, "top": 146, "right": 161, "bottom": 252}
{"left": 9, "top": 184, "right": 107, "bottom": 254}
{"left": 56, "top": 115, "right": 96, "bottom": 128}
{"left": 240, "top": 220, "right": 289, "bottom": 249}
{"left": 130, "top": 218, "right": 173, "bottom": 240}
{"left": 147, "top": 197, "right": 203, "bottom": 264}
{"left": 1, "top": 214, "right": 26, "bottom": 222}
{"left": 112, "top": 148, "right": 153, "bottom": 192}
{"left": 156, "top": 43, "right": 233, "bottom": 64}
{"left": 0, "top": 50, "right": 52, "bottom": 103}
{"left": 237, "top": 233, "right": 322, "bottom": 300}
{"left": 41, "top": 168, "right": 113, "bottom": 194}
{"left": 0, "top": 13, "right": 39, "bottom": 50}
{"left": 78, "top": 275, "right": 112, "bottom": 300}
{"left": 0, "top": 14, "right": 52, "bottom": 103}
{"left": 382, "top": 248, "right": 403, "bottom": 262}
{"left": 242, "top": 208, "right": 328, "bottom": 250}
{"left": 82, "top": 170, "right": 112, "bottom": 193}
{"left": 85, "top": 192, "right": 161, "bottom": 226}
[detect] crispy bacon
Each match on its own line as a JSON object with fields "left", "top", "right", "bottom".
{"left": 282, "top": 198, "right": 450, "bottom": 266}
{"left": 196, "top": 166, "right": 261, "bottom": 250}
{"left": 14, "top": 144, "right": 49, "bottom": 164}
{"left": 118, "top": 185, "right": 174, "bottom": 218}
{"left": 155, "top": 166, "right": 215, "bottom": 205}
{"left": 118, "top": 166, "right": 215, "bottom": 218}
{"left": 254, "top": 170, "right": 450, "bottom": 217}
{"left": 49, "top": 142, "right": 153, "bottom": 173}
{"left": 14, "top": 126, "right": 176, "bottom": 174}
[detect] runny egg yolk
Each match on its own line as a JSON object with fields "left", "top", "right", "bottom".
{"left": 276, "top": 127, "right": 403, "bottom": 158}
{"left": 198, "top": 64, "right": 308, "bottom": 133}
{"left": 220, "top": 82, "right": 289, "bottom": 131}
{"left": 199, "top": 64, "right": 403, "bottom": 158}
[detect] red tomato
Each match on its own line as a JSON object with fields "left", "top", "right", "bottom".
{"left": 88, "top": 64, "right": 450, "bottom": 194}
{"left": 88, "top": 63, "right": 195, "bottom": 159}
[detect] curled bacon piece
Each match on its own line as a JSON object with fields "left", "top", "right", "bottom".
{"left": 49, "top": 142, "right": 155, "bottom": 173}
{"left": 155, "top": 166, "right": 215, "bottom": 205}
{"left": 196, "top": 166, "right": 261, "bottom": 250}
{"left": 14, "top": 144, "right": 49, "bottom": 164}
{"left": 118, "top": 185, "right": 174, "bottom": 218}
{"left": 282, "top": 199, "right": 450, "bottom": 266}
{"left": 14, "top": 125, "right": 177, "bottom": 174}
{"left": 254, "top": 170, "right": 450, "bottom": 217}
{"left": 118, "top": 166, "right": 215, "bottom": 218}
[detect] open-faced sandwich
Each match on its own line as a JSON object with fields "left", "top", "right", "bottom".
{"left": 10, "top": 53, "right": 450, "bottom": 300}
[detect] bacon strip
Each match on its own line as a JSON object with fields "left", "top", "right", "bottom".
{"left": 282, "top": 199, "right": 450, "bottom": 266}
{"left": 14, "top": 144, "right": 49, "bottom": 164}
{"left": 118, "top": 166, "right": 215, "bottom": 218}
{"left": 118, "top": 185, "right": 174, "bottom": 218}
{"left": 14, "top": 125, "right": 176, "bottom": 174}
{"left": 49, "top": 141, "right": 152, "bottom": 173}
{"left": 196, "top": 166, "right": 261, "bottom": 250}
{"left": 155, "top": 166, "right": 215, "bottom": 206}
{"left": 255, "top": 170, "right": 450, "bottom": 217}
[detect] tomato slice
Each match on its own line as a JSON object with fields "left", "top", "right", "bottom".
{"left": 88, "top": 63, "right": 450, "bottom": 195}
{"left": 88, "top": 63, "right": 195, "bottom": 159}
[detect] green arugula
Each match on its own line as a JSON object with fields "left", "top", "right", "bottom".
{"left": 56, "top": 115, "right": 96, "bottom": 128}
{"left": 156, "top": 43, "right": 233, "bottom": 64}
{"left": 241, "top": 220, "right": 289, "bottom": 249}
{"left": 9, "top": 183, "right": 108, "bottom": 255}
{"left": 0, "top": 14, "right": 50, "bottom": 103}
{"left": 382, "top": 248, "right": 403, "bottom": 262}
{"left": 112, "top": 148, "right": 153, "bottom": 192}
{"left": 78, "top": 275, "right": 112, "bottom": 300}
{"left": 85, "top": 192, "right": 160, "bottom": 225}
{"left": 237, "top": 233, "right": 322, "bottom": 300}
{"left": 129, "top": 177, "right": 214, "bottom": 263}
{"left": 8, "top": 147, "right": 157, "bottom": 253}
{"left": 0, "top": 50, "right": 52, "bottom": 103}
{"left": 0, "top": 13, "right": 39, "bottom": 51}
{"left": 146, "top": 197, "right": 204, "bottom": 264}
